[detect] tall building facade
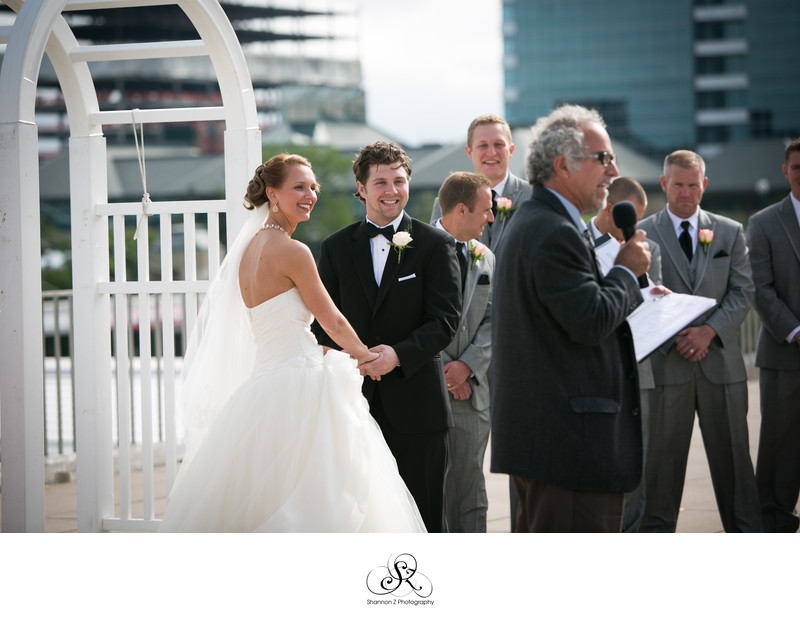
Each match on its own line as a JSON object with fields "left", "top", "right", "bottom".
{"left": 502, "top": 0, "right": 799, "bottom": 158}
{"left": 0, "top": 1, "right": 362, "bottom": 156}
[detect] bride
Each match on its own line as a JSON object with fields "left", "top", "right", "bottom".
{"left": 158, "top": 154, "right": 426, "bottom": 532}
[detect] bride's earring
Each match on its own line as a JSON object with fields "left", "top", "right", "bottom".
{"left": 265, "top": 187, "right": 278, "bottom": 213}
{"left": 268, "top": 195, "right": 282, "bottom": 217}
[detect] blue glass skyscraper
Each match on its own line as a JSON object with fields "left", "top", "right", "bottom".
{"left": 502, "top": 0, "right": 798, "bottom": 158}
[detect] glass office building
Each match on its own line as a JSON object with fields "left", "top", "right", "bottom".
{"left": 502, "top": 0, "right": 799, "bottom": 158}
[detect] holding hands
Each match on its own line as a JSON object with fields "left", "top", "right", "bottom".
{"left": 358, "top": 344, "right": 400, "bottom": 380}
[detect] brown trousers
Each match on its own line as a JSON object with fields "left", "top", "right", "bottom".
{"left": 513, "top": 476, "right": 624, "bottom": 533}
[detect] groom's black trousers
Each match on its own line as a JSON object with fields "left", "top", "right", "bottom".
{"left": 370, "top": 388, "right": 448, "bottom": 533}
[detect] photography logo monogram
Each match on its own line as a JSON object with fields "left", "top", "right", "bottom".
{"left": 365, "top": 553, "right": 434, "bottom": 606}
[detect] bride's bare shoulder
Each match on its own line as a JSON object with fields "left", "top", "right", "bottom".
{"left": 275, "top": 235, "right": 312, "bottom": 258}
{"left": 250, "top": 235, "right": 313, "bottom": 276}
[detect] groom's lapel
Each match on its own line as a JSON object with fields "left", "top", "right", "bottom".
{"left": 351, "top": 220, "right": 378, "bottom": 310}
{"left": 375, "top": 213, "right": 411, "bottom": 312}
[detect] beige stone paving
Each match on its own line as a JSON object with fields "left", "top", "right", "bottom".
{"left": 3, "top": 378, "right": 796, "bottom": 533}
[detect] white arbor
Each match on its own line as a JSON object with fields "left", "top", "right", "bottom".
{"left": 0, "top": 0, "right": 261, "bottom": 531}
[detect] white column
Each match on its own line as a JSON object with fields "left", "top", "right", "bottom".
{"left": 70, "top": 134, "right": 114, "bottom": 532}
{"left": 223, "top": 126, "right": 263, "bottom": 243}
{"left": 0, "top": 121, "right": 45, "bottom": 532}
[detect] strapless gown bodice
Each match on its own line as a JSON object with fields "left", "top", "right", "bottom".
{"left": 249, "top": 288, "right": 322, "bottom": 372}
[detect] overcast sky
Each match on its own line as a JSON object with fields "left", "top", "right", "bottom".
{"left": 353, "top": 0, "right": 504, "bottom": 147}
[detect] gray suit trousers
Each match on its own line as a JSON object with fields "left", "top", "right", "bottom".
{"left": 755, "top": 367, "right": 800, "bottom": 532}
{"left": 641, "top": 367, "right": 762, "bottom": 532}
{"left": 443, "top": 398, "right": 491, "bottom": 533}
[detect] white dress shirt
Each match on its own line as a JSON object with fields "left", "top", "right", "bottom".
{"left": 590, "top": 216, "right": 621, "bottom": 275}
{"left": 492, "top": 172, "right": 511, "bottom": 199}
{"left": 368, "top": 213, "right": 405, "bottom": 285}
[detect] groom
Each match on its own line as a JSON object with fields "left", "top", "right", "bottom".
{"left": 312, "top": 141, "right": 462, "bottom": 532}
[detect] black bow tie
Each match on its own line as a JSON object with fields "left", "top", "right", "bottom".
{"left": 365, "top": 222, "right": 395, "bottom": 240}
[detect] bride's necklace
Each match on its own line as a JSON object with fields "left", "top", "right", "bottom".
{"left": 261, "top": 223, "right": 287, "bottom": 234}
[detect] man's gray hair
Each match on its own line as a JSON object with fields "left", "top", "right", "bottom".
{"left": 525, "top": 104, "right": 606, "bottom": 187}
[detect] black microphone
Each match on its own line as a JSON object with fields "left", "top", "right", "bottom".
{"left": 612, "top": 200, "right": 648, "bottom": 288}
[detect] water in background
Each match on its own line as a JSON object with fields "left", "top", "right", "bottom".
{"left": 43, "top": 357, "right": 184, "bottom": 455}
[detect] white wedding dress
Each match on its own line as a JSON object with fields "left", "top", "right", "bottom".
{"left": 158, "top": 287, "right": 426, "bottom": 532}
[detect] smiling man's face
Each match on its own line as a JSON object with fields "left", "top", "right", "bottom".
{"left": 466, "top": 123, "right": 514, "bottom": 188}
{"left": 357, "top": 162, "right": 410, "bottom": 227}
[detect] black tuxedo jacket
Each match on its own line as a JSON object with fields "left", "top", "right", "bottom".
{"left": 490, "top": 188, "right": 644, "bottom": 492}
{"left": 312, "top": 212, "right": 462, "bottom": 433}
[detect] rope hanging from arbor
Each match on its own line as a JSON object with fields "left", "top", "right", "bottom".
{"left": 131, "top": 109, "right": 151, "bottom": 241}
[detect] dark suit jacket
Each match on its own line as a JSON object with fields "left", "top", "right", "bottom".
{"left": 747, "top": 195, "right": 800, "bottom": 371}
{"left": 639, "top": 207, "right": 754, "bottom": 385}
{"left": 312, "top": 212, "right": 462, "bottom": 433}
{"left": 490, "top": 188, "right": 644, "bottom": 493}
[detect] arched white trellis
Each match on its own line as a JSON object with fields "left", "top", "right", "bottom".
{"left": 0, "top": 0, "right": 261, "bottom": 532}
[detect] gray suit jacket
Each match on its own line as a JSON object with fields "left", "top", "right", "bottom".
{"left": 490, "top": 188, "right": 644, "bottom": 493}
{"left": 441, "top": 241, "right": 494, "bottom": 412}
{"left": 430, "top": 171, "right": 532, "bottom": 254}
{"left": 638, "top": 207, "right": 754, "bottom": 386}
{"left": 747, "top": 195, "right": 800, "bottom": 371}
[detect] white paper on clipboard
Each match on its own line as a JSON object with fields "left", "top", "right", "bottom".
{"left": 627, "top": 292, "right": 716, "bottom": 362}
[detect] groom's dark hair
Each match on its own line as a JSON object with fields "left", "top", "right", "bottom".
{"left": 352, "top": 141, "right": 412, "bottom": 203}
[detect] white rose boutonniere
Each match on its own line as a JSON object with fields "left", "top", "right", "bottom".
{"left": 391, "top": 230, "right": 413, "bottom": 262}
{"left": 468, "top": 240, "right": 487, "bottom": 269}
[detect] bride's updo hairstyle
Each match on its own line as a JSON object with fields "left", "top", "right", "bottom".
{"left": 243, "top": 153, "right": 316, "bottom": 210}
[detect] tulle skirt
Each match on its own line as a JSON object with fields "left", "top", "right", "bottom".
{"left": 158, "top": 350, "right": 426, "bottom": 533}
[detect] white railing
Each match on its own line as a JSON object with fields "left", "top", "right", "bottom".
{"left": 33, "top": 292, "right": 763, "bottom": 467}
{"left": 41, "top": 289, "right": 198, "bottom": 459}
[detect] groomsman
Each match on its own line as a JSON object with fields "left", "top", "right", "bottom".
{"left": 432, "top": 171, "right": 495, "bottom": 532}
{"left": 748, "top": 137, "right": 800, "bottom": 532}
{"left": 312, "top": 141, "right": 461, "bottom": 532}
{"left": 491, "top": 104, "right": 650, "bottom": 532}
{"left": 431, "top": 114, "right": 532, "bottom": 530}
{"left": 589, "top": 176, "right": 662, "bottom": 532}
{"left": 638, "top": 150, "right": 761, "bottom": 532}
{"left": 430, "top": 114, "right": 532, "bottom": 255}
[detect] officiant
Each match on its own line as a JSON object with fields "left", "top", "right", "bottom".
{"left": 490, "top": 104, "right": 651, "bottom": 532}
